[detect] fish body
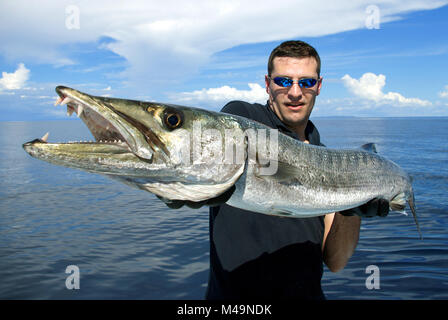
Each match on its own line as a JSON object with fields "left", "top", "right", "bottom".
{"left": 230, "top": 131, "right": 413, "bottom": 217}
{"left": 23, "top": 86, "right": 421, "bottom": 236}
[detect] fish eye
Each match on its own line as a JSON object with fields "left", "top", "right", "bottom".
{"left": 163, "top": 111, "right": 183, "bottom": 130}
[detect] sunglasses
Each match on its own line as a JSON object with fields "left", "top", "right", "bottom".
{"left": 270, "top": 76, "right": 319, "bottom": 89}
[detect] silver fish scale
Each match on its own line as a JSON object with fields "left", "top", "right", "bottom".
{"left": 228, "top": 124, "right": 412, "bottom": 217}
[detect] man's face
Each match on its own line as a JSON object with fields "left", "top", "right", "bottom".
{"left": 265, "top": 56, "right": 322, "bottom": 132}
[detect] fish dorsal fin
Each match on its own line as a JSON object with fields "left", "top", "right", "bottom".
{"left": 360, "top": 143, "right": 377, "bottom": 153}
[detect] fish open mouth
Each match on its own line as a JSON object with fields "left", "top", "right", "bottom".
{"left": 36, "top": 86, "right": 130, "bottom": 150}
{"left": 23, "top": 86, "right": 171, "bottom": 163}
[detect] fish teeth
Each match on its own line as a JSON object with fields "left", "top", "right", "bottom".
{"left": 55, "top": 95, "right": 86, "bottom": 118}
{"left": 67, "top": 106, "right": 75, "bottom": 117}
{"left": 41, "top": 132, "right": 49, "bottom": 142}
{"left": 77, "top": 105, "right": 84, "bottom": 117}
{"left": 54, "top": 97, "right": 63, "bottom": 106}
{"left": 61, "top": 97, "right": 73, "bottom": 105}
{"left": 97, "top": 139, "right": 124, "bottom": 144}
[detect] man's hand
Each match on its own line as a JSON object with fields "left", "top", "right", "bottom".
{"left": 156, "top": 186, "right": 236, "bottom": 209}
{"left": 339, "top": 198, "right": 389, "bottom": 218}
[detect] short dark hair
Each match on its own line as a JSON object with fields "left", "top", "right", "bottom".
{"left": 267, "top": 40, "right": 321, "bottom": 77}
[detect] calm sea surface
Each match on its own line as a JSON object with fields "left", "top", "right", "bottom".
{"left": 0, "top": 117, "right": 447, "bottom": 299}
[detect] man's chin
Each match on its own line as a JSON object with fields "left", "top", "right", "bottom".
{"left": 284, "top": 109, "right": 312, "bottom": 126}
{"left": 270, "top": 101, "right": 311, "bottom": 127}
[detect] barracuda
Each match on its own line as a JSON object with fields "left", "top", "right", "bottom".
{"left": 23, "top": 86, "right": 421, "bottom": 237}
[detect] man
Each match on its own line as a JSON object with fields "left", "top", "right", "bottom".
{"left": 159, "top": 40, "right": 388, "bottom": 299}
{"left": 205, "top": 40, "right": 388, "bottom": 300}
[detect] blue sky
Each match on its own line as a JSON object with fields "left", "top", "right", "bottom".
{"left": 1, "top": 0, "right": 448, "bottom": 121}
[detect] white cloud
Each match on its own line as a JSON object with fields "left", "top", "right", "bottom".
{"left": 177, "top": 83, "right": 267, "bottom": 106}
{"left": 439, "top": 85, "right": 448, "bottom": 98}
{"left": 0, "top": 0, "right": 446, "bottom": 86}
{"left": 314, "top": 96, "right": 447, "bottom": 117}
{"left": 0, "top": 63, "right": 30, "bottom": 90}
{"left": 341, "top": 72, "right": 432, "bottom": 107}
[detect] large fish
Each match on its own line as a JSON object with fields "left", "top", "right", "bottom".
{"left": 23, "top": 86, "right": 421, "bottom": 237}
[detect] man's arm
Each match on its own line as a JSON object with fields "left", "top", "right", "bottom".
{"left": 322, "top": 213, "right": 361, "bottom": 273}
{"left": 321, "top": 198, "right": 389, "bottom": 272}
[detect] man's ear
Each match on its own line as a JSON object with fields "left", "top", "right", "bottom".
{"left": 316, "top": 77, "right": 323, "bottom": 96}
{"left": 265, "top": 75, "right": 270, "bottom": 95}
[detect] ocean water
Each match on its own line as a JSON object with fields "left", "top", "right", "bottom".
{"left": 0, "top": 117, "right": 447, "bottom": 300}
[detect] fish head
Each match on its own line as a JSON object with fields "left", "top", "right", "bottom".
{"left": 23, "top": 86, "right": 247, "bottom": 201}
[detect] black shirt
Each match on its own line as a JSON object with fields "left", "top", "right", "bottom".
{"left": 206, "top": 101, "right": 326, "bottom": 300}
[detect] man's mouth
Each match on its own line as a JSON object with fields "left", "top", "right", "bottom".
{"left": 285, "top": 102, "right": 305, "bottom": 109}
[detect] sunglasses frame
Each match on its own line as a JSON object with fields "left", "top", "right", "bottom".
{"left": 269, "top": 76, "right": 320, "bottom": 89}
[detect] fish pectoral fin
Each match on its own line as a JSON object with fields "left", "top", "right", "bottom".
{"left": 145, "top": 182, "right": 235, "bottom": 202}
{"left": 360, "top": 143, "right": 378, "bottom": 153}
{"left": 390, "top": 192, "right": 406, "bottom": 211}
{"left": 201, "top": 185, "right": 236, "bottom": 207}
{"left": 142, "top": 163, "right": 245, "bottom": 202}
{"left": 391, "top": 191, "right": 423, "bottom": 240}
{"left": 155, "top": 188, "right": 234, "bottom": 209}
{"left": 254, "top": 160, "right": 302, "bottom": 183}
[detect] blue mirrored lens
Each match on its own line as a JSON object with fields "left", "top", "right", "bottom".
{"left": 299, "top": 78, "right": 317, "bottom": 88}
{"left": 273, "top": 77, "right": 317, "bottom": 88}
{"left": 273, "top": 77, "right": 293, "bottom": 87}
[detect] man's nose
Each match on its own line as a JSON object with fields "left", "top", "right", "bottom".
{"left": 288, "top": 82, "right": 303, "bottom": 99}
